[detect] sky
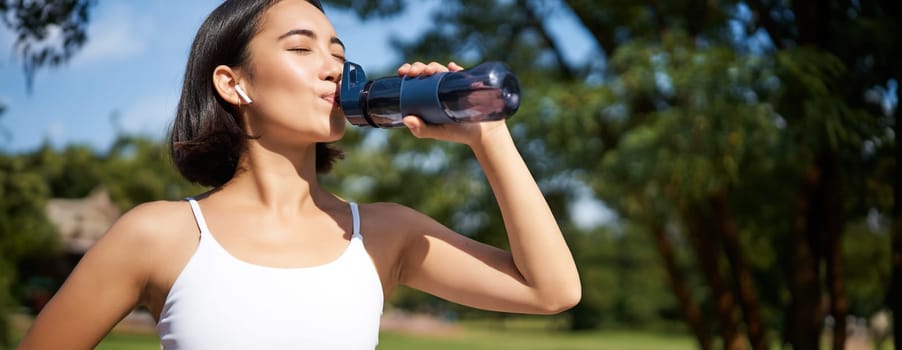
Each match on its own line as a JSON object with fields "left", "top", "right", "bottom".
{"left": 0, "top": 0, "right": 597, "bottom": 152}
{"left": 0, "top": 0, "right": 611, "bottom": 228}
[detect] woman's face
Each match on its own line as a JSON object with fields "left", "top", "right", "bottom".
{"left": 242, "top": 0, "right": 346, "bottom": 146}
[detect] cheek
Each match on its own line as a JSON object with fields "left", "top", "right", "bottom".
{"left": 255, "top": 55, "right": 316, "bottom": 94}
{"left": 254, "top": 73, "right": 317, "bottom": 117}
{"left": 270, "top": 72, "right": 313, "bottom": 100}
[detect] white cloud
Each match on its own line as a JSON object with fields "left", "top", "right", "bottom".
{"left": 69, "top": 3, "right": 155, "bottom": 68}
{"left": 118, "top": 93, "right": 178, "bottom": 138}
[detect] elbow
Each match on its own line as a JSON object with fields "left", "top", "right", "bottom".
{"left": 537, "top": 284, "right": 582, "bottom": 315}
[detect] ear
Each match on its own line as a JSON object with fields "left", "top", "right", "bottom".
{"left": 213, "top": 65, "right": 248, "bottom": 106}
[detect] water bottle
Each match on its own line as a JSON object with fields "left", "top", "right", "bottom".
{"left": 339, "top": 61, "right": 521, "bottom": 128}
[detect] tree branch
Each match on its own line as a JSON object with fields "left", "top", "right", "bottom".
{"left": 517, "top": 0, "right": 576, "bottom": 80}
{"left": 890, "top": 67, "right": 902, "bottom": 350}
{"left": 561, "top": 0, "right": 614, "bottom": 55}
{"left": 747, "top": 0, "right": 786, "bottom": 49}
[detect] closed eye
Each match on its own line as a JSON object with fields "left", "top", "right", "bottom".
{"left": 333, "top": 54, "right": 346, "bottom": 63}
{"left": 289, "top": 48, "right": 312, "bottom": 54}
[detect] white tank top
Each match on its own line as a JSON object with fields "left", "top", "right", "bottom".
{"left": 156, "top": 199, "right": 384, "bottom": 349}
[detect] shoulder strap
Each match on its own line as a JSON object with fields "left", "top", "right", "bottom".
{"left": 186, "top": 198, "right": 210, "bottom": 238}
{"left": 350, "top": 202, "right": 361, "bottom": 239}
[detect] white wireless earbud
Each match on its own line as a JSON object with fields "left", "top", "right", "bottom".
{"left": 235, "top": 85, "right": 253, "bottom": 104}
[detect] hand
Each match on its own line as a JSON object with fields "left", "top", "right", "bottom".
{"left": 397, "top": 61, "right": 509, "bottom": 147}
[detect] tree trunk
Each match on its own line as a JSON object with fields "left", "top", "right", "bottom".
{"left": 0, "top": 261, "right": 12, "bottom": 348}
{"left": 819, "top": 154, "right": 847, "bottom": 350}
{"left": 650, "top": 223, "right": 713, "bottom": 350}
{"left": 890, "top": 79, "right": 902, "bottom": 350}
{"left": 712, "top": 192, "right": 769, "bottom": 350}
{"left": 826, "top": 227, "right": 847, "bottom": 350}
{"left": 0, "top": 314, "right": 8, "bottom": 350}
{"left": 788, "top": 166, "right": 824, "bottom": 350}
{"left": 684, "top": 207, "right": 746, "bottom": 350}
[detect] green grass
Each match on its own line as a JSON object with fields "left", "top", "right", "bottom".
{"left": 94, "top": 333, "right": 162, "bottom": 350}
{"left": 375, "top": 317, "right": 696, "bottom": 350}
{"left": 11, "top": 313, "right": 896, "bottom": 350}
{"left": 12, "top": 315, "right": 698, "bottom": 350}
{"left": 34, "top": 328, "right": 897, "bottom": 350}
{"left": 89, "top": 329, "right": 696, "bottom": 350}
{"left": 378, "top": 329, "right": 695, "bottom": 350}
{"left": 13, "top": 328, "right": 693, "bottom": 350}
{"left": 84, "top": 326, "right": 898, "bottom": 350}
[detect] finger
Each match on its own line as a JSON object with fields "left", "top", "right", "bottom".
{"left": 425, "top": 61, "right": 449, "bottom": 75}
{"left": 402, "top": 116, "right": 427, "bottom": 138}
{"left": 406, "top": 62, "right": 428, "bottom": 77}
{"left": 397, "top": 63, "right": 412, "bottom": 76}
{"left": 448, "top": 61, "right": 465, "bottom": 72}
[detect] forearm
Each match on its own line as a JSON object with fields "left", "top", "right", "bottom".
{"left": 470, "top": 126, "right": 581, "bottom": 307}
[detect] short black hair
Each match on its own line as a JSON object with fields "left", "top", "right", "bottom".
{"left": 169, "top": 0, "right": 342, "bottom": 188}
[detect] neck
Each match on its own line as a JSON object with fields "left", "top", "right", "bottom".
{"left": 223, "top": 140, "right": 331, "bottom": 212}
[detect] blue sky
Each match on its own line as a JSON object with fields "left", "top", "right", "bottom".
{"left": 0, "top": 0, "right": 610, "bottom": 228}
{"left": 0, "top": 0, "right": 597, "bottom": 153}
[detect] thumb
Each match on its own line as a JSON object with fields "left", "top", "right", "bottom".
{"left": 403, "top": 115, "right": 429, "bottom": 138}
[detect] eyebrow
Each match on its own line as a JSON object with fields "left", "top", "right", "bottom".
{"left": 277, "top": 29, "right": 345, "bottom": 50}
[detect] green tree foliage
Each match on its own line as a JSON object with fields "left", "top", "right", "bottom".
{"left": 325, "top": 1, "right": 899, "bottom": 349}
{"left": 27, "top": 143, "right": 105, "bottom": 199}
{"left": 0, "top": 1, "right": 896, "bottom": 349}
{"left": 0, "top": 0, "right": 95, "bottom": 91}
{"left": 0, "top": 155, "right": 59, "bottom": 349}
{"left": 0, "top": 135, "right": 203, "bottom": 348}
{"left": 0, "top": 5, "right": 97, "bottom": 343}
{"left": 101, "top": 136, "right": 205, "bottom": 209}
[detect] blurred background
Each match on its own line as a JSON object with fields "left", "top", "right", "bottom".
{"left": 0, "top": 0, "right": 898, "bottom": 349}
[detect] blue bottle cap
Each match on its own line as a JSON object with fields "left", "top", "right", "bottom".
{"left": 340, "top": 61, "right": 375, "bottom": 127}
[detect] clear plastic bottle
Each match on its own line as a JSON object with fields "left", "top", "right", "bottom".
{"left": 340, "top": 61, "right": 520, "bottom": 128}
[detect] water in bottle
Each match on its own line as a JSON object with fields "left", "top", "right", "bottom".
{"left": 339, "top": 61, "right": 520, "bottom": 128}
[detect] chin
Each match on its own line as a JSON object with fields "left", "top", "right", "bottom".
{"left": 327, "top": 128, "right": 346, "bottom": 142}
{"left": 327, "top": 112, "right": 347, "bottom": 139}
{"left": 318, "top": 123, "right": 345, "bottom": 143}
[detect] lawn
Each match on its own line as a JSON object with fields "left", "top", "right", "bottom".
{"left": 14, "top": 314, "right": 698, "bottom": 350}
{"left": 86, "top": 330, "right": 695, "bottom": 350}
{"left": 378, "top": 329, "right": 696, "bottom": 350}
{"left": 82, "top": 329, "right": 694, "bottom": 350}
{"left": 376, "top": 317, "right": 696, "bottom": 350}
{"left": 12, "top": 313, "right": 895, "bottom": 349}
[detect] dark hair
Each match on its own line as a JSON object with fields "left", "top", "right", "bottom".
{"left": 169, "top": 0, "right": 342, "bottom": 188}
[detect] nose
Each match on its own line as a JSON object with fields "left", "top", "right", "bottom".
{"left": 321, "top": 56, "right": 342, "bottom": 82}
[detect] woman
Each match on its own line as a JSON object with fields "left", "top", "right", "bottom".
{"left": 17, "top": 0, "right": 580, "bottom": 348}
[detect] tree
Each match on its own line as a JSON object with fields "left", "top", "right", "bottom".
{"left": 0, "top": 155, "right": 59, "bottom": 348}
{"left": 0, "top": 1, "right": 95, "bottom": 347}
{"left": 0, "top": 0, "right": 95, "bottom": 92}
{"left": 324, "top": 1, "right": 899, "bottom": 349}
{"left": 0, "top": 134, "right": 204, "bottom": 348}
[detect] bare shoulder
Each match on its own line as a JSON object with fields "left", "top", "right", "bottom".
{"left": 110, "top": 200, "right": 194, "bottom": 235}
{"left": 98, "top": 200, "right": 197, "bottom": 256}
{"left": 89, "top": 200, "right": 199, "bottom": 300}
{"left": 16, "top": 200, "right": 197, "bottom": 349}
{"left": 354, "top": 201, "right": 450, "bottom": 254}
{"left": 356, "top": 201, "right": 433, "bottom": 237}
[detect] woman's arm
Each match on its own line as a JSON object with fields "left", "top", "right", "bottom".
{"left": 17, "top": 203, "right": 166, "bottom": 349}
{"left": 395, "top": 62, "right": 581, "bottom": 314}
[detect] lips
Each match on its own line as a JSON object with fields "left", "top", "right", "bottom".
{"left": 321, "top": 92, "right": 337, "bottom": 106}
